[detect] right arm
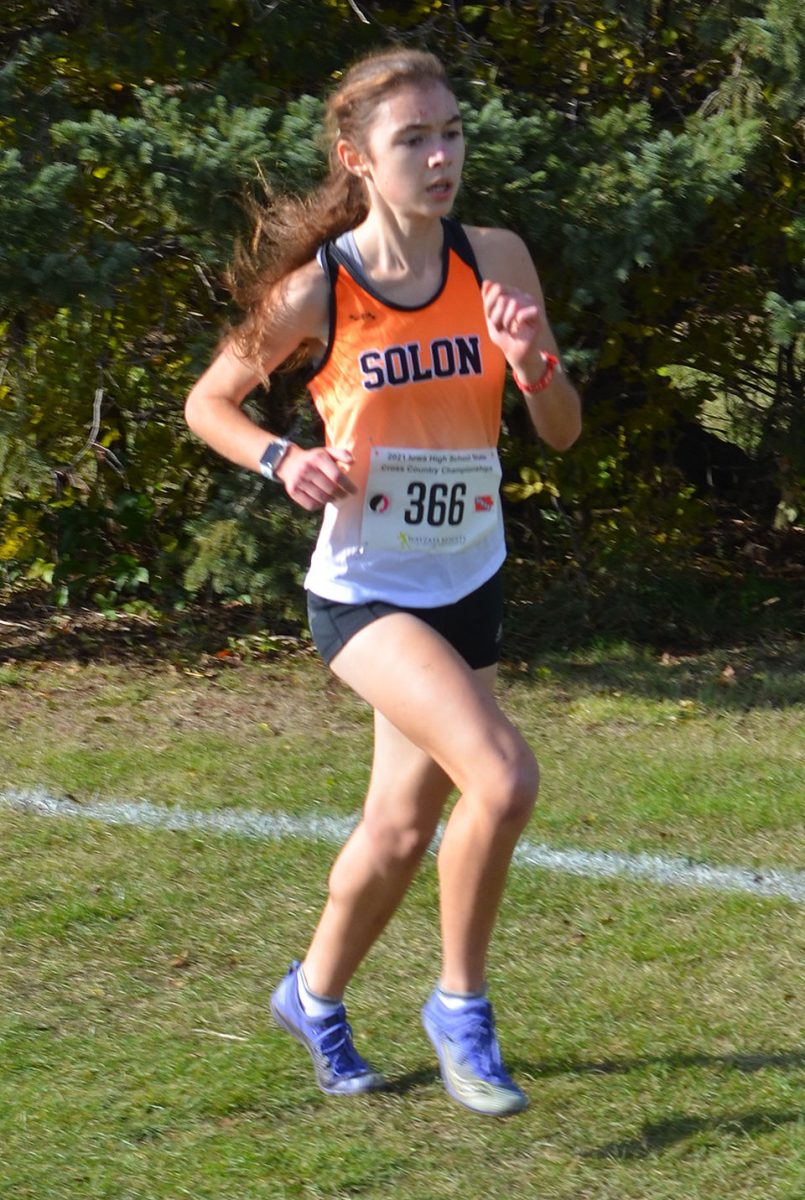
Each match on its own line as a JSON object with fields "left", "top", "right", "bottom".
{"left": 184, "top": 260, "right": 356, "bottom": 511}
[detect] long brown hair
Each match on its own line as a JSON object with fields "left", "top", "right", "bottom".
{"left": 226, "top": 47, "right": 450, "bottom": 369}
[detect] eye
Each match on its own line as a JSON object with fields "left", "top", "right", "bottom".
{"left": 445, "top": 128, "right": 463, "bottom": 141}
{"left": 403, "top": 134, "right": 424, "bottom": 147}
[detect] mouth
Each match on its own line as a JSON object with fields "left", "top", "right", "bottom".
{"left": 426, "top": 180, "right": 454, "bottom": 200}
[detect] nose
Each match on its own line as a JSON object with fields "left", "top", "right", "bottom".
{"left": 428, "top": 139, "right": 450, "bottom": 167}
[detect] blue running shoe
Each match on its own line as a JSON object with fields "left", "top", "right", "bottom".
{"left": 270, "top": 962, "right": 385, "bottom": 1095}
{"left": 422, "top": 989, "right": 528, "bottom": 1116}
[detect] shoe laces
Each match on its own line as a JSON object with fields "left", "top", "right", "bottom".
{"left": 449, "top": 1001, "right": 511, "bottom": 1082}
{"left": 315, "top": 1007, "right": 368, "bottom": 1076}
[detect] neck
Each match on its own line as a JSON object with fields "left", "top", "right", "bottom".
{"left": 355, "top": 209, "right": 445, "bottom": 279}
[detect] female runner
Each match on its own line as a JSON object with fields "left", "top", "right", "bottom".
{"left": 185, "top": 46, "right": 581, "bottom": 1117}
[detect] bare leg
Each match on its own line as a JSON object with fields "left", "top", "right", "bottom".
{"left": 303, "top": 613, "right": 538, "bottom": 998}
{"left": 302, "top": 710, "right": 454, "bottom": 997}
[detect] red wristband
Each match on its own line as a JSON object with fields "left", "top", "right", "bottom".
{"left": 514, "top": 352, "right": 560, "bottom": 395}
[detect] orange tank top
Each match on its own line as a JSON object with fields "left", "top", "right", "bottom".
{"left": 303, "top": 219, "right": 508, "bottom": 606}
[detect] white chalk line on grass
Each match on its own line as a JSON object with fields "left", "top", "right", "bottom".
{"left": 2, "top": 787, "right": 804, "bottom": 905}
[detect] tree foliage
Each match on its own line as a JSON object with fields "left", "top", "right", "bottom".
{"left": 0, "top": 0, "right": 802, "bottom": 638}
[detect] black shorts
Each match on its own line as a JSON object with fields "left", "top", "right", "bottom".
{"left": 307, "top": 569, "right": 504, "bottom": 670}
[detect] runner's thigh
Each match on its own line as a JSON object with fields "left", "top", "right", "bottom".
{"left": 363, "top": 664, "right": 496, "bottom": 829}
{"left": 330, "top": 613, "right": 524, "bottom": 795}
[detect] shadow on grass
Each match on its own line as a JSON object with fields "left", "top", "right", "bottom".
{"left": 509, "top": 639, "right": 805, "bottom": 710}
{"left": 2, "top": 592, "right": 804, "bottom": 711}
{"left": 503, "top": 538, "right": 805, "bottom": 664}
{"left": 525, "top": 1047, "right": 805, "bottom": 1157}
{"left": 582, "top": 1109, "right": 803, "bottom": 1159}
{"left": 382, "top": 1048, "right": 805, "bottom": 1101}
{"left": 520, "top": 1047, "right": 805, "bottom": 1079}
{"left": 382, "top": 1065, "right": 440, "bottom": 1096}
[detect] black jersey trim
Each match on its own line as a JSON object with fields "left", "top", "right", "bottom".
{"left": 303, "top": 220, "right": 482, "bottom": 386}
{"left": 442, "top": 218, "right": 484, "bottom": 286}
{"left": 302, "top": 243, "right": 339, "bottom": 385}
{"left": 327, "top": 218, "right": 480, "bottom": 313}
{"left": 328, "top": 224, "right": 448, "bottom": 312}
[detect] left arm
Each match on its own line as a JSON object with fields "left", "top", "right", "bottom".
{"left": 467, "top": 227, "right": 582, "bottom": 452}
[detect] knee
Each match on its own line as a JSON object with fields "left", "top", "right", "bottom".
{"left": 362, "top": 811, "right": 435, "bottom": 872}
{"left": 482, "top": 740, "right": 540, "bottom": 828}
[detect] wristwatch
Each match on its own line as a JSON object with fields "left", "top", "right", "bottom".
{"left": 258, "top": 437, "right": 292, "bottom": 482}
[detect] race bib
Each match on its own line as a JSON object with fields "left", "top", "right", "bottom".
{"left": 361, "top": 447, "right": 501, "bottom": 554}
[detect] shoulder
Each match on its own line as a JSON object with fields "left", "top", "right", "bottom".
{"left": 223, "top": 256, "right": 331, "bottom": 376}
{"left": 462, "top": 226, "right": 541, "bottom": 293}
{"left": 246, "top": 255, "right": 331, "bottom": 357}
{"left": 463, "top": 225, "right": 527, "bottom": 261}
{"left": 278, "top": 257, "right": 330, "bottom": 332}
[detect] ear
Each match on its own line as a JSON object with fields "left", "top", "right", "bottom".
{"left": 337, "top": 137, "right": 370, "bottom": 179}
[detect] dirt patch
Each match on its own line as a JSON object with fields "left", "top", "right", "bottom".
{"left": 0, "top": 653, "right": 365, "bottom": 744}
{"left": 0, "top": 593, "right": 307, "bottom": 668}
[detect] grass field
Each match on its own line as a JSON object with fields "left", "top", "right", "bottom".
{"left": 1, "top": 638, "right": 803, "bottom": 1199}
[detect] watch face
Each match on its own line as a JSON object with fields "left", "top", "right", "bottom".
{"left": 260, "top": 440, "right": 288, "bottom": 476}
{"left": 263, "top": 443, "right": 284, "bottom": 468}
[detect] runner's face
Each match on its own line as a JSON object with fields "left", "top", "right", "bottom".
{"left": 360, "top": 82, "right": 464, "bottom": 217}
